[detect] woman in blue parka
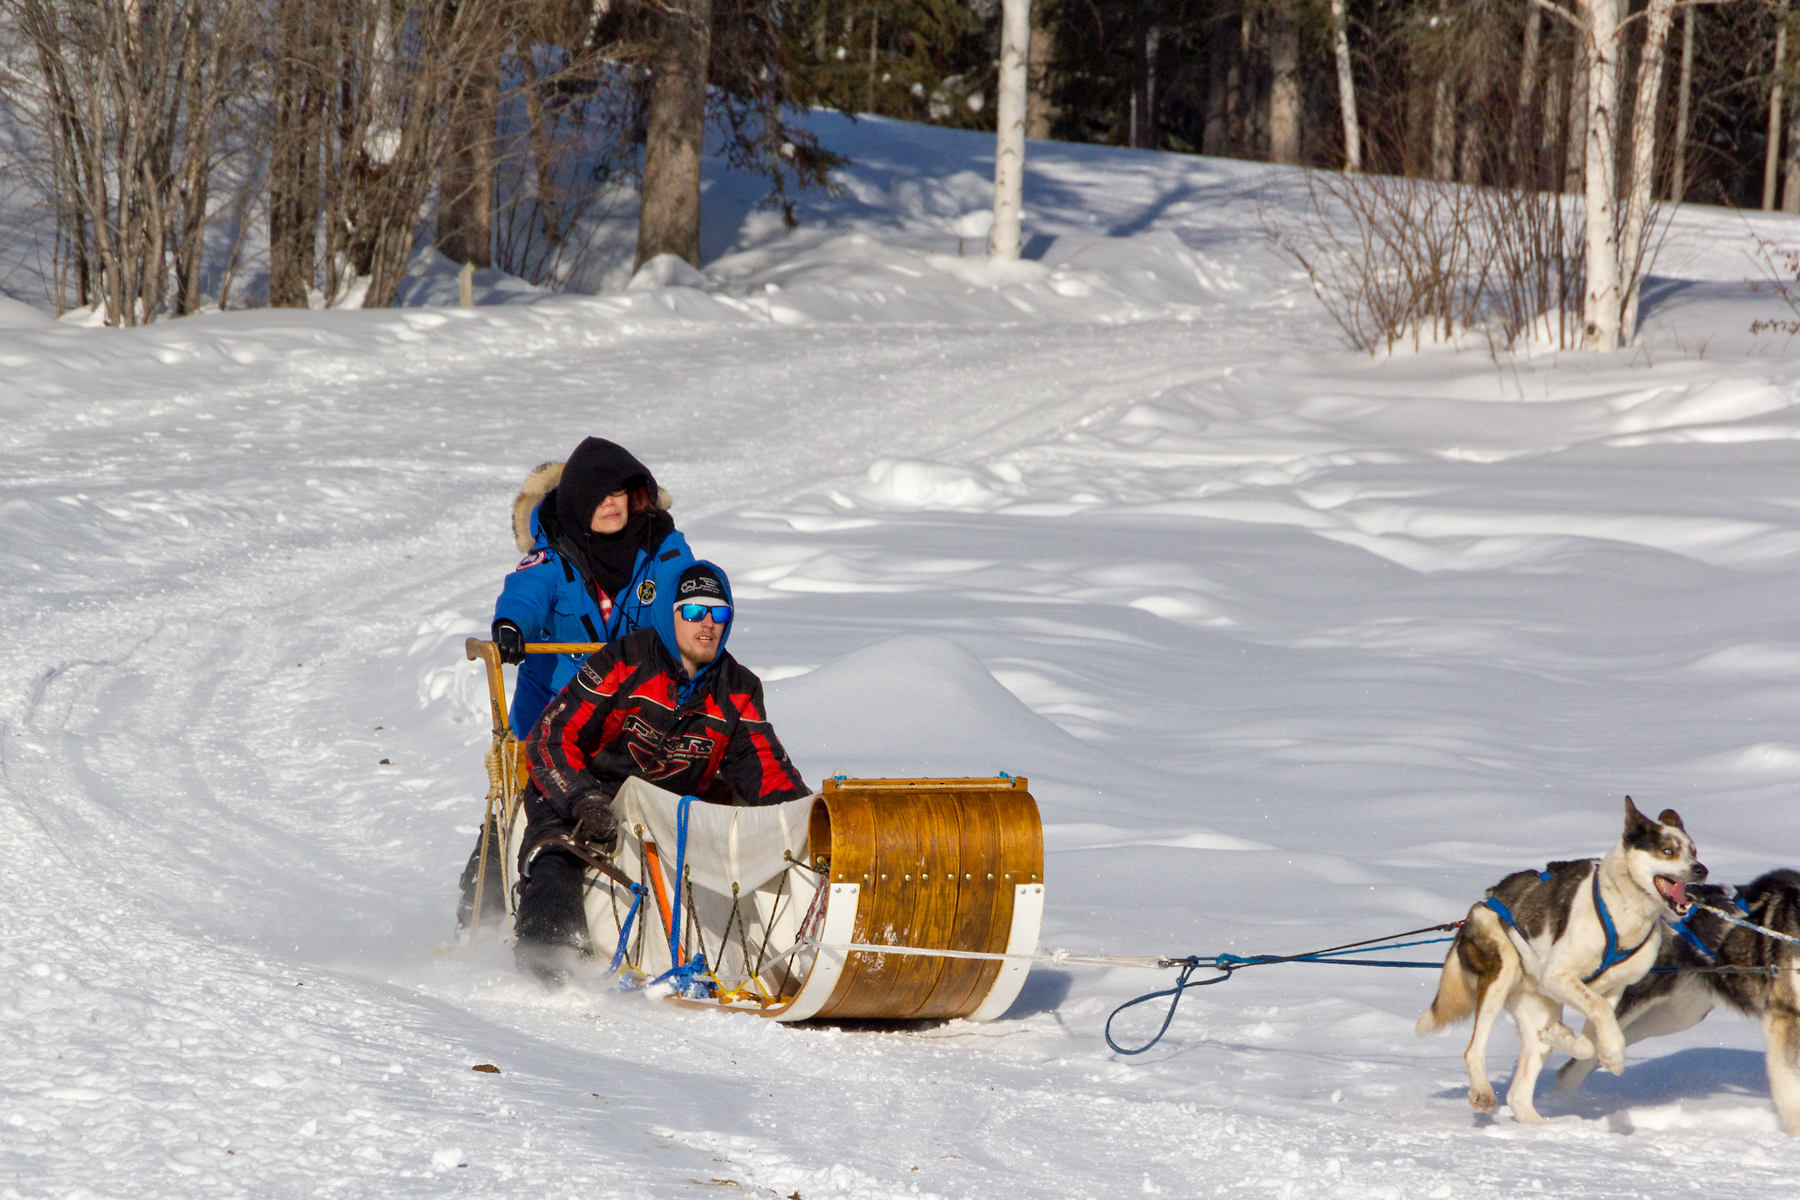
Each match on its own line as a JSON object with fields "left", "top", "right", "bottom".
{"left": 491, "top": 436, "right": 694, "bottom": 737}
{"left": 458, "top": 437, "right": 694, "bottom": 934}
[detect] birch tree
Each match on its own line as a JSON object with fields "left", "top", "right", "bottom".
{"left": 3, "top": 0, "right": 259, "bottom": 322}
{"left": 1619, "top": 0, "right": 1678, "bottom": 338}
{"left": 989, "top": 0, "right": 1028, "bottom": 259}
{"left": 1330, "top": 0, "right": 1361, "bottom": 171}
{"left": 1573, "top": 0, "right": 1622, "bottom": 349}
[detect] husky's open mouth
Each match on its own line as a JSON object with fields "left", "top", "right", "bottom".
{"left": 1654, "top": 875, "right": 1691, "bottom": 914}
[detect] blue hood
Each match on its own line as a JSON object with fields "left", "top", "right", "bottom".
{"left": 649, "top": 558, "right": 733, "bottom": 702}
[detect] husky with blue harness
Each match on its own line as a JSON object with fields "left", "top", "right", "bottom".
{"left": 1554, "top": 870, "right": 1800, "bottom": 1133}
{"left": 1415, "top": 798, "right": 1707, "bottom": 1124}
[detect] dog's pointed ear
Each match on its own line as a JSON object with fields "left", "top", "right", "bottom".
{"left": 1657, "top": 808, "right": 1684, "bottom": 831}
{"left": 1623, "top": 795, "right": 1653, "bottom": 833}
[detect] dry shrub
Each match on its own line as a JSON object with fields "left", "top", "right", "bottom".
{"left": 1265, "top": 168, "right": 1587, "bottom": 355}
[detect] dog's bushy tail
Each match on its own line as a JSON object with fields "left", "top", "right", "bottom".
{"left": 1415, "top": 925, "right": 1478, "bottom": 1036}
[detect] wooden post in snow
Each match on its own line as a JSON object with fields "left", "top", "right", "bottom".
{"left": 990, "top": 0, "right": 1030, "bottom": 260}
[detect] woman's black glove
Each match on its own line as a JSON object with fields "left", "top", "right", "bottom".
{"left": 492, "top": 619, "right": 527, "bottom": 665}
{"left": 571, "top": 785, "right": 620, "bottom": 853}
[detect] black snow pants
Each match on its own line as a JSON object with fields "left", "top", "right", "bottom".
{"left": 512, "top": 786, "right": 594, "bottom": 981}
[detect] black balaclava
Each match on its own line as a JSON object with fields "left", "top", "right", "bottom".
{"left": 545, "top": 437, "right": 669, "bottom": 598}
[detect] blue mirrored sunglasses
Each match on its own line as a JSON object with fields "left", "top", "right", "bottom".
{"left": 676, "top": 603, "right": 733, "bottom": 624}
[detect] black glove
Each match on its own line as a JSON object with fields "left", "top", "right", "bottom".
{"left": 571, "top": 785, "right": 620, "bottom": 853}
{"left": 493, "top": 619, "right": 527, "bottom": 665}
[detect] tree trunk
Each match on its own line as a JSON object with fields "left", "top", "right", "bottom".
{"left": 1565, "top": 33, "right": 1587, "bottom": 195}
{"left": 1227, "top": 7, "right": 1247, "bottom": 154}
{"left": 1025, "top": 2, "right": 1055, "bottom": 139}
{"left": 634, "top": 0, "right": 714, "bottom": 270}
{"left": 1786, "top": 84, "right": 1800, "bottom": 213}
{"left": 1766, "top": 9, "right": 1789, "bottom": 211}
{"left": 1143, "top": 24, "right": 1159, "bottom": 150}
{"left": 1515, "top": 5, "right": 1542, "bottom": 179}
{"left": 269, "top": 0, "right": 324, "bottom": 307}
{"left": 1581, "top": 0, "right": 1623, "bottom": 351}
{"left": 1458, "top": 87, "right": 1483, "bottom": 183}
{"left": 1268, "top": 0, "right": 1300, "bottom": 165}
{"left": 867, "top": 6, "right": 877, "bottom": 114}
{"left": 438, "top": 49, "right": 498, "bottom": 267}
{"left": 1620, "top": 0, "right": 1677, "bottom": 340}
{"left": 1543, "top": 53, "right": 1565, "bottom": 191}
{"left": 1204, "top": 3, "right": 1233, "bottom": 156}
{"left": 1330, "top": 0, "right": 1359, "bottom": 172}
{"left": 989, "top": 0, "right": 1029, "bottom": 259}
{"left": 1670, "top": 4, "right": 1694, "bottom": 201}
{"left": 1431, "top": 77, "right": 1454, "bottom": 181}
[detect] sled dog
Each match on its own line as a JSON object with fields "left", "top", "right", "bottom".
{"left": 1553, "top": 869, "right": 1800, "bottom": 1134}
{"left": 1415, "top": 798, "right": 1707, "bottom": 1124}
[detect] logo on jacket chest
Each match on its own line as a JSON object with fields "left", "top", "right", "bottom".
{"left": 621, "top": 714, "right": 722, "bottom": 780}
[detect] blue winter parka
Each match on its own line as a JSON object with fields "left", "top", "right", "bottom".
{"left": 494, "top": 488, "right": 693, "bottom": 737}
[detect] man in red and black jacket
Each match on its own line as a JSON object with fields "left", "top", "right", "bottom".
{"left": 514, "top": 561, "right": 809, "bottom": 982}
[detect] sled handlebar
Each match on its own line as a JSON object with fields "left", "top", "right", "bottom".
{"left": 464, "top": 638, "right": 607, "bottom": 737}
{"left": 463, "top": 637, "right": 605, "bottom": 662}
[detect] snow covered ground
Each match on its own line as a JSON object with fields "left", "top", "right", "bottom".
{"left": 8, "top": 113, "right": 1800, "bottom": 1197}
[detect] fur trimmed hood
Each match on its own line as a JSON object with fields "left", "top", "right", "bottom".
{"left": 512, "top": 461, "right": 674, "bottom": 552}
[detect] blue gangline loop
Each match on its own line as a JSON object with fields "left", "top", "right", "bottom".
{"left": 1104, "top": 927, "right": 1461, "bottom": 1056}
{"left": 1105, "top": 957, "right": 1233, "bottom": 1055}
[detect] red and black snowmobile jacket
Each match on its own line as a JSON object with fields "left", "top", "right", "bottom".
{"left": 525, "top": 627, "right": 809, "bottom": 816}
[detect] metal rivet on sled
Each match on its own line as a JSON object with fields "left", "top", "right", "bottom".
{"left": 904, "top": 874, "right": 911, "bottom": 882}
{"left": 986, "top": 873, "right": 994, "bottom": 881}
{"left": 964, "top": 873, "right": 972, "bottom": 881}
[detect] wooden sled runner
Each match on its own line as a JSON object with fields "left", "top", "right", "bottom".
{"left": 462, "top": 637, "right": 1045, "bottom": 1022}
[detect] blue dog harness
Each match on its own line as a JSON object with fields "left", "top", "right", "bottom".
{"left": 1484, "top": 867, "right": 1655, "bottom": 984}
{"left": 1665, "top": 890, "right": 1750, "bottom": 963}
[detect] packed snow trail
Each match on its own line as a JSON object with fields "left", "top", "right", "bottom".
{"left": 7, "top": 114, "right": 1800, "bottom": 1198}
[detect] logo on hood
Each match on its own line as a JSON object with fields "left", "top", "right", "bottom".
{"left": 636, "top": 579, "right": 657, "bottom": 604}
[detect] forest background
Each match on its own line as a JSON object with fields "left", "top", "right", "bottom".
{"left": 0, "top": 0, "right": 1796, "bottom": 334}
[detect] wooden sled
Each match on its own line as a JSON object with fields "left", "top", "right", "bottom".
{"left": 462, "top": 638, "right": 1045, "bottom": 1023}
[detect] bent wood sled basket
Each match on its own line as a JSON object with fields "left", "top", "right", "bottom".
{"left": 462, "top": 637, "right": 1045, "bottom": 1022}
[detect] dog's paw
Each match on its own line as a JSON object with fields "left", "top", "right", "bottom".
{"left": 1598, "top": 1046, "right": 1625, "bottom": 1075}
{"left": 1538, "top": 1023, "right": 1593, "bottom": 1060}
{"left": 1509, "top": 1104, "right": 1545, "bottom": 1125}
{"left": 1468, "top": 1085, "right": 1498, "bottom": 1112}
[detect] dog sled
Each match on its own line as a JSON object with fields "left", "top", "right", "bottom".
{"left": 462, "top": 638, "right": 1045, "bottom": 1021}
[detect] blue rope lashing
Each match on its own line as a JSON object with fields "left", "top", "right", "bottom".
{"left": 608, "top": 884, "right": 648, "bottom": 974}
{"left": 669, "top": 794, "right": 697, "bottom": 971}
{"left": 648, "top": 954, "right": 713, "bottom": 999}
